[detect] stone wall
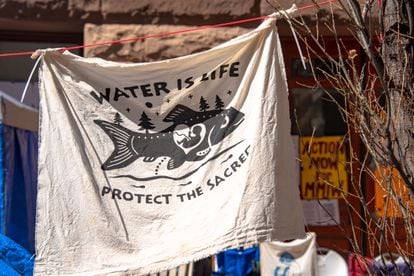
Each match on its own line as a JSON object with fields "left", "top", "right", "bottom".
{"left": 83, "top": 24, "right": 251, "bottom": 62}
{"left": 0, "top": 0, "right": 364, "bottom": 61}
{"left": 0, "top": 0, "right": 358, "bottom": 28}
{"left": 0, "top": 0, "right": 260, "bottom": 30}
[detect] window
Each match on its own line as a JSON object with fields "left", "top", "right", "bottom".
{"left": 290, "top": 88, "right": 346, "bottom": 136}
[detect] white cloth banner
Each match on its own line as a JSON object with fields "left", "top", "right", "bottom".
{"left": 260, "top": 233, "right": 317, "bottom": 276}
{"left": 35, "top": 17, "right": 304, "bottom": 275}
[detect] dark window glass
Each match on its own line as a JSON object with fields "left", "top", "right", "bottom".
{"left": 291, "top": 58, "right": 341, "bottom": 78}
{"left": 290, "top": 88, "right": 346, "bottom": 136}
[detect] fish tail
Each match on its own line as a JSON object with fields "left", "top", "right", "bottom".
{"left": 94, "top": 120, "right": 139, "bottom": 170}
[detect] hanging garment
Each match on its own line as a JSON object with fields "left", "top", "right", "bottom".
{"left": 316, "top": 248, "right": 348, "bottom": 276}
{"left": 35, "top": 15, "right": 304, "bottom": 275}
{"left": 260, "top": 232, "right": 317, "bottom": 276}
{"left": 0, "top": 233, "right": 34, "bottom": 275}
{"left": 0, "top": 92, "right": 38, "bottom": 253}
{"left": 214, "top": 246, "right": 260, "bottom": 276}
{"left": 372, "top": 254, "right": 414, "bottom": 276}
{"left": 348, "top": 254, "right": 373, "bottom": 276}
{"left": 3, "top": 125, "right": 38, "bottom": 253}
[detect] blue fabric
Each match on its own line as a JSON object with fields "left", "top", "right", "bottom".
{"left": 3, "top": 125, "right": 38, "bottom": 253}
{"left": 0, "top": 259, "right": 20, "bottom": 276}
{"left": 371, "top": 261, "right": 413, "bottom": 276}
{"left": 0, "top": 233, "right": 33, "bottom": 275}
{"left": 214, "top": 247, "right": 260, "bottom": 276}
{"left": 0, "top": 124, "right": 4, "bottom": 234}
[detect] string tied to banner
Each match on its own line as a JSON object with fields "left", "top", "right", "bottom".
{"left": 30, "top": 48, "right": 65, "bottom": 59}
{"left": 21, "top": 48, "right": 67, "bottom": 103}
{"left": 0, "top": 0, "right": 337, "bottom": 59}
{"left": 14, "top": 0, "right": 338, "bottom": 103}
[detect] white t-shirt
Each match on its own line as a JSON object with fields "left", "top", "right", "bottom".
{"left": 260, "top": 232, "right": 317, "bottom": 276}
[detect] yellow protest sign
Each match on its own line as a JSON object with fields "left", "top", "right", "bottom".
{"left": 300, "top": 136, "right": 348, "bottom": 199}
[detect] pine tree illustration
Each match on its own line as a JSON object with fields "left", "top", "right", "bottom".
{"left": 215, "top": 95, "right": 225, "bottom": 111}
{"left": 138, "top": 112, "right": 155, "bottom": 133}
{"left": 199, "top": 96, "right": 210, "bottom": 112}
{"left": 113, "top": 112, "right": 124, "bottom": 125}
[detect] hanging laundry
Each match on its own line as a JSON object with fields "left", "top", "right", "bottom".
{"left": 260, "top": 233, "right": 317, "bottom": 276}
{"left": 214, "top": 247, "right": 260, "bottom": 276}
{"left": 35, "top": 16, "right": 304, "bottom": 275}
{"left": 0, "top": 233, "right": 34, "bottom": 275}
{"left": 0, "top": 92, "right": 38, "bottom": 253}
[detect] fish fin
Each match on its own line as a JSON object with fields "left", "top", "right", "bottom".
{"left": 167, "top": 154, "right": 186, "bottom": 170}
{"left": 94, "top": 120, "right": 139, "bottom": 170}
{"left": 163, "top": 104, "right": 197, "bottom": 123}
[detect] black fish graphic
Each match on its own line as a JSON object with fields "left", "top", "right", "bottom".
{"left": 94, "top": 105, "right": 244, "bottom": 171}
{"left": 163, "top": 105, "right": 245, "bottom": 161}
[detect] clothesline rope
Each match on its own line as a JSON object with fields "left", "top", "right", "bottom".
{"left": 0, "top": 0, "right": 336, "bottom": 59}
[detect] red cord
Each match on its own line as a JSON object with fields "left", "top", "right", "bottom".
{"left": 0, "top": 0, "right": 336, "bottom": 58}
{"left": 64, "top": 15, "right": 270, "bottom": 52}
{"left": 0, "top": 51, "right": 37, "bottom": 58}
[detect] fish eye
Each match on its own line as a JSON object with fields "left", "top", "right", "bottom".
{"left": 221, "top": 115, "right": 230, "bottom": 128}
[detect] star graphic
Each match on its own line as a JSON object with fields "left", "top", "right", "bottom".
{"left": 188, "top": 94, "right": 193, "bottom": 99}
{"left": 227, "top": 90, "right": 232, "bottom": 95}
{"left": 126, "top": 107, "right": 130, "bottom": 112}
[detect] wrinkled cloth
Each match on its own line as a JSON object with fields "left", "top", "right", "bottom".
{"left": 35, "top": 16, "right": 304, "bottom": 275}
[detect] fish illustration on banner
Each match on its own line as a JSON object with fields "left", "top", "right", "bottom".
{"left": 35, "top": 16, "right": 304, "bottom": 275}
{"left": 95, "top": 103, "right": 244, "bottom": 174}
